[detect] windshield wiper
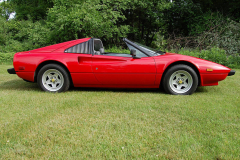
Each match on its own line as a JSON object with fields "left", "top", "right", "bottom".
{"left": 156, "top": 51, "right": 165, "bottom": 55}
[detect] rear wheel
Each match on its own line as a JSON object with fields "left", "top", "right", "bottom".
{"left": 163, "top": 64, "right": 198, "bottom": 95}
{"left": 37, "top": 64, "right": 70, "bottom": 92}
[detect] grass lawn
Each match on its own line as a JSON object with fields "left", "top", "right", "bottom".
{"left": 0, "top": 65, "right": 239, "bottom": 159}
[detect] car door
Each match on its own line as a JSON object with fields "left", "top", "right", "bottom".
{"left": 91, "top": 54, "right": 156, "bottom": 86}
{"left": 64, "top": 39, "right": 100, "bottom": 85}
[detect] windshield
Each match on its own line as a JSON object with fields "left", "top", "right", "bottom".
{"left": 132, "top": 41, "right": 165, "bottom": 56}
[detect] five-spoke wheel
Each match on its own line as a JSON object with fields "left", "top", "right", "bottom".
{"left": 163, "top": 64, "right": 198, "bottom": 95}
{"left": 37, "top": 64, "right": 70, "bottom": 92}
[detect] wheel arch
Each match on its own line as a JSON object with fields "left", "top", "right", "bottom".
{"left": 34, "top": 60, "right": 73, "bottom": 85}
{"left": 161, "top": 61, "right": 201, "bottom": 86}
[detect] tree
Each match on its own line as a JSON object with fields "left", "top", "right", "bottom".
{"left": 192, "top": 0, "right": 240, "bottom": 21}
{"left": 163, "top": 0, "right": 203, "bottom": 37}
{"left": 121, "top": 0, "right": 171, "bottom": 45}
{"left": 8, "top": 0, "right": 53, "bottom": 21}
{"left": 0, "top": 1, "right": 14, "bottom": 20}
{"left": 47, "top": 0, "right": 171, "bottom": 46}
{"left": 47, "top": 0, "right": 129, "bottom": 44}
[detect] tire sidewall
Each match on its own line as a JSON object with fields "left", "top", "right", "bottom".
{"left": 163, "top": 65, "right": 198, "bottom": 95}
{"left": 37, "top": 64, "right": 70, "bottom": 92}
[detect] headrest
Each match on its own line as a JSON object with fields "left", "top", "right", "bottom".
{"left": 100, "top": 48, "right": 104, "bottom": 54}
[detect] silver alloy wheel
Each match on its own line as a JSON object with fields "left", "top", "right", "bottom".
{"left": 169, "top": 70, "right": 193, "bottom": 94}
{"left": 42, "top": 69, "right": 64, "bottom": 91}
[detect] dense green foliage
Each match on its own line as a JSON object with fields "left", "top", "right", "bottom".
{"left": 8, "top": 0, "right": 53, "bottom": 21}
{"left": 192, "top": 0, "right": 240, "bottom": 22}
{"left": 47, "top": 0, "right": 130, "bottom": 44}
{"left": 0, "top": 16, "right": 50, "bottom": 52}
{"left": 0, "top": 52, "right": 14, "bottom": 64}
{"left": 164, "top": 0, "right": 240, "bottom": 37}
{"left": 0, "top": 0, "right": 239, "bottom": 67}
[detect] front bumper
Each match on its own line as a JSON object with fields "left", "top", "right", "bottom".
{"left": 7, "top": 68, "right": 16, "bottom": 74}
{"left": 228, "top": 70, "right": 235, "bottom": 76}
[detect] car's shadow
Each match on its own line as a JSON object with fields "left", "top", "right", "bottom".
{"left": 195, "top": 87, "right": 210, "bottom": 93}
{"left": 0, "top": 79, "right": 210, "bottom": 94}
{"left": 68, "top": 86, "right": 164, "bottom": 94}
{"left": 0, "top": 79, "right": 39, "bottom": 91}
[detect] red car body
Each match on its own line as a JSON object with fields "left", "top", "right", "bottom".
{"left": 8, "top": 37, "right": 235, "bottom": 94}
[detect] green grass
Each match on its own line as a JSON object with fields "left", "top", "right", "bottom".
{"left": 0, "top": 65, "right": 239, "bottom": 159}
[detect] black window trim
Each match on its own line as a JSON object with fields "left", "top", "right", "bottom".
{"left": 89, "top": 38, "right": 94, "bottom": 55}
{"left": 92, "top": 38, "right": 104, "bottom": 55}
{"left": 123, "top": 38, "right": 152, "bottom": 57}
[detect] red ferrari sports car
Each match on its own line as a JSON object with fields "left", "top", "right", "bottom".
{"left": 8, "top": 38, "right": 235, "bottom": 95}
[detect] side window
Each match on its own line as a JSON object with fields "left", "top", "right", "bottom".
{"left": 126, "top": 43, "right": 148, "bottom": 57}
{"left": 65, "top": 41, "right": 89, "bottom": 54}
{"left": 94, "top": 40, "right": 103, "bottom": 51}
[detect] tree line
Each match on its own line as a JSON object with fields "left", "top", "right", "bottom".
{"left": 0, "top": 0, "right": 240, "bottom": 55}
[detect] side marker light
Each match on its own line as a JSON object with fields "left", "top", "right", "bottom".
{"left": 206, "top": 68, "right": 213, "bottom": 72}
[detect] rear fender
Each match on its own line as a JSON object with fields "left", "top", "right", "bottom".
{"left": 34, "top": 60, "right": 70, "bottom": 82}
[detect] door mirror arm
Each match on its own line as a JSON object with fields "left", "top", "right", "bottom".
{"left": 130, "top": 49, "right": 141, "bottom": 59}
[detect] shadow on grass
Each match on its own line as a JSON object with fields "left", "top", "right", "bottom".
{"left": 1, "top": 79, "right": 210, "bottom": 94}
{"left": 0, "top": 79, "right": 39, "bottom": 91}
{"left": 69, "top": 86, "right": 210, "bottom": 94}
{"left": 69, "top": 86, "right": 165, "bottom": 94}
{"left": 0, "top": 79, "right": 164, "bottom": 94}
{"left": 195, "top": 86, "right": 210, "bottom": 93}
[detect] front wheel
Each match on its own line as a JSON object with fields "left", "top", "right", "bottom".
{"left": 37, "top": 64, "right": 70, "bottom": 92}
{"left": 163, "top": 64, "right": 198, "bottom": 95}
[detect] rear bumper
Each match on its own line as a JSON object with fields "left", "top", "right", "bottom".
{"left": 228, "top": 70, "right": 235, "bottom": 76}
{"left": 7, "top": 68, "right": 16, "bottom": 74}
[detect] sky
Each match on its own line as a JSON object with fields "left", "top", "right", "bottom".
{"left": 0, "top": 0, "right": 16, "bottom": 19}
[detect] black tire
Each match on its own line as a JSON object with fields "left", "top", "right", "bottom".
{"left": 37, "top": 64, "right": 70, "bottom": 92}
{"left": 162, "top": 64, "right": 198, "bottom": 95}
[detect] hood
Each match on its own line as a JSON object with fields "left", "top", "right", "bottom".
{"left": 154, "top": 52, "right": 230, "bottom": 73}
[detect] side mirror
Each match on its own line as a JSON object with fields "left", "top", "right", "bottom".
{"left": 130, "top": 49, "right": 141, "bottom": 59}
